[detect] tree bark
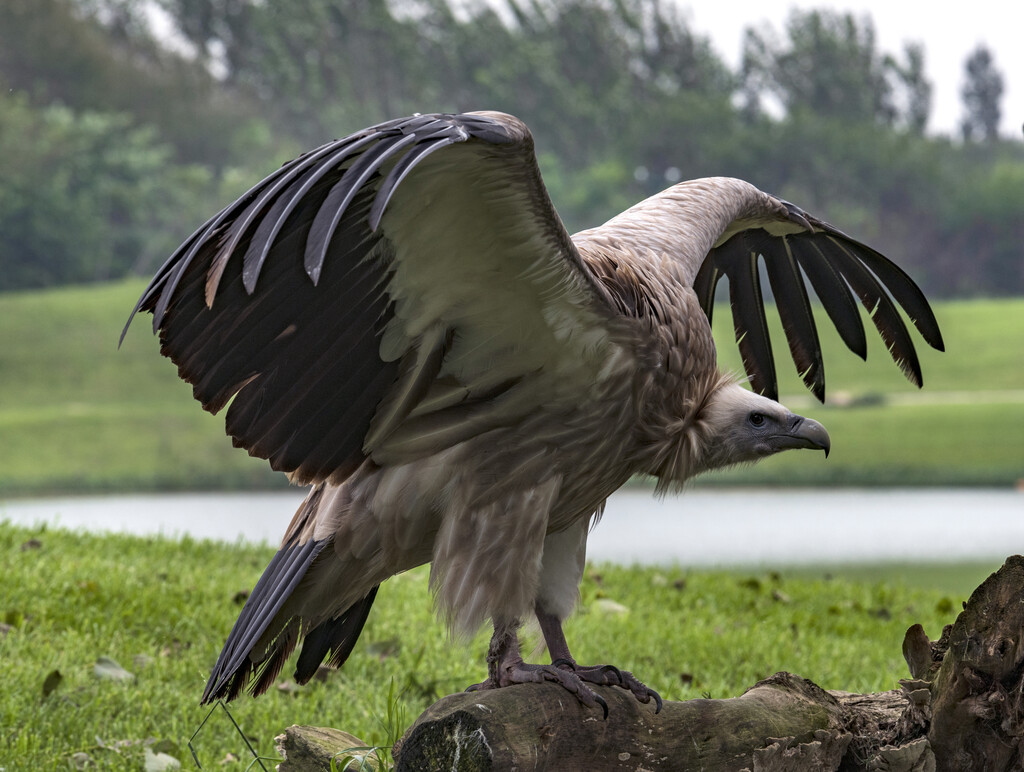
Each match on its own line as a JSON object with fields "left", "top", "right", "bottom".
{"left": 277, "top": 556, "right": 1024, "bottom": 771}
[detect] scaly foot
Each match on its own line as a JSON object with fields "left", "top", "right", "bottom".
{"left": 466, "top": 656, "right": 610, "bottom": 717}
{"left": 551, "top": 658, "right": 663, "bottom": 713}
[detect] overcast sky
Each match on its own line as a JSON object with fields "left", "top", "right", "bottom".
{"left": 686, "top": 0, "right": 1020, "bottom": 137}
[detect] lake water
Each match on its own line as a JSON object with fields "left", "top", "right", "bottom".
{"left": 1, "top": 487, "right": 1020, "bottom": 566}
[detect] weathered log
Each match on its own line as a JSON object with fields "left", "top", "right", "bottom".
{"left": 390, "top": 674, "right": 933, "bottom": 771}
{"left": 277, "top": 556, "right": 1024, "bottom": 771}
{"left": 391, "top": 672, "right": 835, "bottom": 771}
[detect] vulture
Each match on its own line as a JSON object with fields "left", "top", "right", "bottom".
{"left": 125, "top": 111, "right": 944, "bottom": 714}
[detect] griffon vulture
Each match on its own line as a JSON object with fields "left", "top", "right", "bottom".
{"left": 125, "top": 111, "right": 943, "bottom": 714}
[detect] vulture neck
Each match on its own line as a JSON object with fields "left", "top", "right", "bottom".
{"left": 573, "top": 178, "right": 777, "bottom": 491}
{"left": 576, "top": 177, "right": 772, "bottom": 286}
{"left": 636, "top": 369, "right": 740, "bottom": 495}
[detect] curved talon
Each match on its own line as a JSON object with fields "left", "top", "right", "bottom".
{"left": 595, "top": 692, "right": 609, "bottom": 720}
{"left": 550, "top": 658, "right": 576, "bottom": 670}
{"left": 651, "top": 689, "right": 664, "bottom": 714}
{"left": 598, "top": 663, "right": 622, "bottom": 680}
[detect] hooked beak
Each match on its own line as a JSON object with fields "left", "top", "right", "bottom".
{"left": 773, "top": 414, "right": 831, "bottom": 457}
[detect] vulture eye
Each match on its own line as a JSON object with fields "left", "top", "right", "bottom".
{"left": 748, "top": 412, "right": 766, "bottom": 427}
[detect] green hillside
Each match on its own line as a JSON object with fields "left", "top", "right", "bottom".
{"left": 0, "top": 280, "right": 1020, "bottom": 496}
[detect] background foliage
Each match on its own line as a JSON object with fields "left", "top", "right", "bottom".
{"left": 0, "top": 0, "right": 1021, "bottom": 296}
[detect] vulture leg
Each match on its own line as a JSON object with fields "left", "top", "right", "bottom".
{"left": 465, "top": 522, "right": 661, "bottom": 715}
{"left": 465, "top": 619, "right": 611, "bottom": 717}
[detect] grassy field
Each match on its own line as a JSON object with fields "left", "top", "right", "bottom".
{"left": 0, "top": 521, "right": 998, "bottom": 771}
{"left": 0, "top": 280, "right": 1021, "bottom": 496}
{"left": 1, "top": 283, "right": 1018, "bottom": 769}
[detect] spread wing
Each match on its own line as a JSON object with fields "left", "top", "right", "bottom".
{"left": 124, "top": 112, "right": 620, "bottom": 484}
{"left": 693, "top": 197, "right": 945, "bottom": 402}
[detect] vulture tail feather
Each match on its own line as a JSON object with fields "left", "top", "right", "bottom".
{"left": 201, "top": 537, "right": 326, "bottom": 704}
{"left": 294, "top": 586, "right": 380, "bottom": 684}
{"left": 249, "top": 625, "right": 299, "bottom": 698}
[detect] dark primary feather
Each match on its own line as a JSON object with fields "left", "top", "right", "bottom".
{"left": 236, "top": 135, "right": 381, "bottom": 296}
{"left": 762, "top": 239, "right": 824, "bottom": 401}
{"left": 305, "top": 132, "right": 419, "bottom": 284}
{"left": 121, "top": 113, "right": 497, "bottom": 336}
{"left": 158, "top": 181, "right": 397, "bottom": 482}
{"left": 700, "top": 205, "right": 944, "bottom": 402}
{"left": 785, "top": 237, "right": 868, "bottom": 360}
{"left": 720, "top": 237, "right": 778, "bottom": 401}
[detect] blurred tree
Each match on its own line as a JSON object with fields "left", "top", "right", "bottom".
{"left": 0, "top": 0, "right": 1019, "bottom": 295}
{"left": 740, "top": 9, "right": 931, "bottom": 132}
{"left": 0, "top": 92, "right": 252, "bottom": 289}
{"left": 741, "top": 10, "right": 894, "bottom": 124}
{"left": 960, "top": 44, "right": 1003, "bottom": 143}
{"left": 149, "top": 0, "right": 730, "bottom": 163}
{"left": 153, "top": 0, "right": 440, "bottom": 144}
{"left": 894, "top": 42, "right": 931, "bottom": 135}
{"left": 0, "top": 0, "right": 270, "bottom": 169}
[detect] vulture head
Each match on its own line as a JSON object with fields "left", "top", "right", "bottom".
{"left": 700, "top": 383, "right": 830, "bottom": 469}
{"left": 645, "top": 378, "right": 831, "bottom": 490}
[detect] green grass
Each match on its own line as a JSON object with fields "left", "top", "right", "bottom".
{"left": 0, "top": 521, "right": 993, "bottom": 770}
{"left": 0, "top": 281, "right": 284, "bottom": 495}
{"left": 0, "top": 281, "right": 1021, "bottom": 495}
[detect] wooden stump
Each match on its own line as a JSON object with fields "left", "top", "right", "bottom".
{"left": 277, "top": 556, "right": 1024, "bottom": 771}
{"left": 927, "top": 555, "right": 1024, "bottom": 770}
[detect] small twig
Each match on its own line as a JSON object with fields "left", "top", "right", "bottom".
{"left": 188, "top": 700, "right": 269, "bottom": 771}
